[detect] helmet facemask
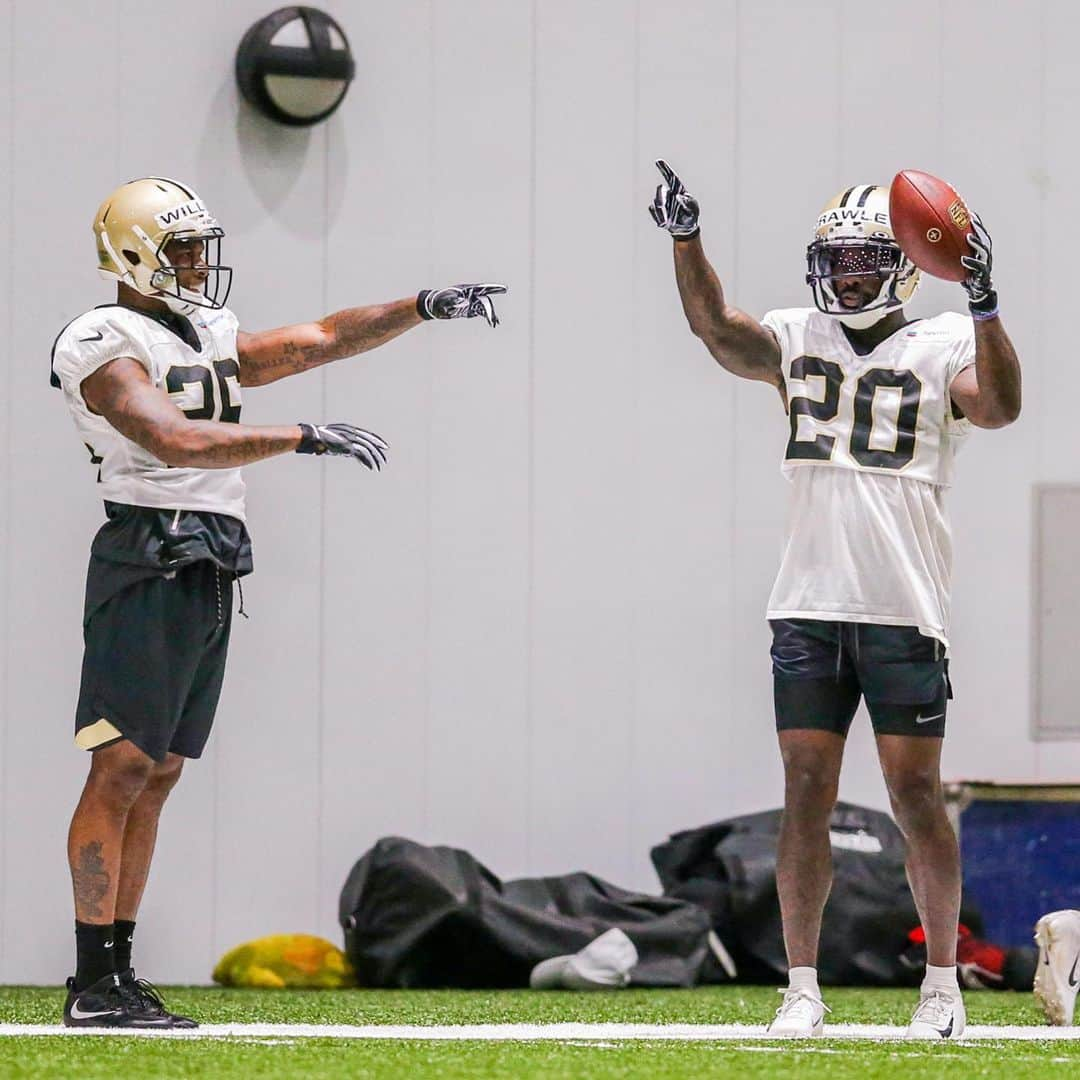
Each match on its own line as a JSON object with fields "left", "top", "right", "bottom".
{"left": 145, "top": 228, "right": 232, "bottom": 315}
{"left": 805, "top": 185, "right": 920, "bottom": 329}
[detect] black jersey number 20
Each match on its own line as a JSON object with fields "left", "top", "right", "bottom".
{"left": 165, "top": 359, "right": 242, "bottom": 424}
{"left": 785, "top": 355, "right": 922, "bottom": 470}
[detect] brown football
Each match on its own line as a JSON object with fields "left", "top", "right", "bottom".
{"left": 888, "top": 170, "right": 971, "bottom": 282}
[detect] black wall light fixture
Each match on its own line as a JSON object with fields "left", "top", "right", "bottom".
{"left": 236, "top": 7, "right": 355, "bottom": 127}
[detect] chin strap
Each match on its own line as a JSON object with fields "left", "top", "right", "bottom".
{"left": 836, "top": 306, "right": 895, "bottom": 330}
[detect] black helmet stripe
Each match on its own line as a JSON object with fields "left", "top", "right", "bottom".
{"left": 838, "top": 184, "right": 877, "bottom": 208}
{"left": 144, "top": 176, "right": 197, "bottom": 199}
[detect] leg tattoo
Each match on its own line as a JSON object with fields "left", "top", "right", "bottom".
{"left": 73, "top": 841, "right": 110, "bottom": 919}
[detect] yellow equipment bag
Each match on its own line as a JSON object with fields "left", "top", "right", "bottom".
{"left": 213, "top": 934, "right": 356, "bottom": 989}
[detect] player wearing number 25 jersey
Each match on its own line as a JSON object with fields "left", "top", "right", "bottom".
{"left": 52, "top": 176, "right": 506, "bottom": 1031}
{"left": 651, "top": 165, "right": 1021, "bottom": 1041}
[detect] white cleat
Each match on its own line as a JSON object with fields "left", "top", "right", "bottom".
{"left": 767, "top": 988, "right": 828, "bottom": 1037}
{"left": 1034, "top": 909, "right": 1080, "bottom": 1026}
{"left": 906, "top": 989, "right": 966, "bottom": 1039}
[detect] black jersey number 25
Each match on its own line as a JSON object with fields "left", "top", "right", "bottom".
{"left": 165, "top": 359, "right": 242, "bottom": 424}
{"left": 785, "top": 355, "right": 922, "bottom": 470}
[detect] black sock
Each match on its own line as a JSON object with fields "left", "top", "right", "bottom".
{"left": 113, "top": 919, "right": 136, "bottom": 975}
{"left": 74, "top": 922, "right": 116, "bottom": 991}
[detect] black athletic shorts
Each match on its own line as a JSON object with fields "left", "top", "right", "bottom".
{"left": 75, "top": 558, "right": 234, "bottom": 763}
{"left": 770, "top": 618, "right": 951, "bottom": 738}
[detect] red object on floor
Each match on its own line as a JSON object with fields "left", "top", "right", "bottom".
{"left": 906, "top": 923, "right": 1007, "bottom": 988}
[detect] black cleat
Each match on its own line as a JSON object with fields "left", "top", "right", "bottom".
{"left": 63, "top": 972, "right": 192, "bottom": 1028}
{"left": 64, "top": 973, "right": 155, "bottom": 1028}
{"left": 118, "top": 968, "right": 198, "bottom": 1028}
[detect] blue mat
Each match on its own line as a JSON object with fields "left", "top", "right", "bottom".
{"left": 960, "top": 799, "right": 1080, "bottom": 946}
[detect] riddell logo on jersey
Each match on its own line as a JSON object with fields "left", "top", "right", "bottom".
{"left": 154, "top": 200, "right": 207, "bottom": 229}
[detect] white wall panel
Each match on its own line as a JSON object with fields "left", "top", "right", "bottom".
{"left": 838, "top": 1, "right": 945, "bottom": 186}
{"left": 0, "top": 0, "right": 12, "bottom": 981}
{"left": 422, "top": 0, "right": 533, "bottom": 876}
{"left": 940, "top": 1, "right": 1041, "bottom": 784}
{"left": 632, "top": 2, "right": 741, "bottom": 870}
{"left": 529, "top": 0, "right": 639, "bottom": 885}
{"left": 1029, "top": 0, "right": 1080, "bottom": 778}
{"left": 319, "top": 0, "right": 435, "bottom": 940}
{"left": 3, "top": 0, "right": 125, "bottom": 985}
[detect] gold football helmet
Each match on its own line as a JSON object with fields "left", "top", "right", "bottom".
{"left": 805, "top": 184, "right": 920, "bottom": 329}
{"left": 92, "top": 177, "right": 232, "bottom": 315}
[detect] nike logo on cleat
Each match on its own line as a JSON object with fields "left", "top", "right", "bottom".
{"left": 1069, "top": 955, "right": 1079, "bottom": 989}
{"left": 104, "top": 941, "right": 114, "bottom": 949}
{"left": 69, "top": 1003, "right": 121, "bottom": 1020}
{"left": 938, "top": 1018, "right": 954, "bottom": 1038}
{"left": 79, "top": 331, "right": 104, "bottom": 342}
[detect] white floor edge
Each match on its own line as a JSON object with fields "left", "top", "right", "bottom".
{"left": 0, "top": 1022, "right": 1077, "bottom": 1041}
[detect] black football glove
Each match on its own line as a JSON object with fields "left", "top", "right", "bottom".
{"left": 649, "top": 159, "right": 700, "bottom": 240}
{"left": 960, "top": 212, "right": 997, "bottom": 319}
{"left": 296, "top": 423, "right": 389, "bottom": 470}
{"left": 417, "top": 283, "right": 506, "bottom": 328}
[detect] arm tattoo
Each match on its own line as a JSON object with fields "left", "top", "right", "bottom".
{"left": 85, "top": 358, "right": 300, "bottom": 468}
{"left": 321, "top": 302, "right": 421, "bottom": 361}
{"left": 241, "top": 298, "right": 421, "bottom": 385}
{"left": 182, "top": 427, "right": 300, "bottom": 467}
{"left": 73, "top": 841, "right": 110, "bottom": 919}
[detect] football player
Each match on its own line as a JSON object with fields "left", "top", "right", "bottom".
{"left": 51, "top": 176, "right": 506, "bottom": 1028}
{"left": 650, "top": 162, "right": 1021, "bottom": 1039}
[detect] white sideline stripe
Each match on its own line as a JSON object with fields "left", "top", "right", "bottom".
{"left": 0, "top": 1022, "right": 1078, "bottom": 1041}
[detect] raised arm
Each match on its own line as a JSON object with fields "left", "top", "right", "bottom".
{"left": 650, "top": 160, "right": 781, "bottom": 387}
{"left": 81, "top": 358, "right": 387, "bottom": 469}
{"left": 236, "top": 284, "right": 508, "bottom": 388}
{"left": 947, "top": 213, "right": 1022, "bottom": 429}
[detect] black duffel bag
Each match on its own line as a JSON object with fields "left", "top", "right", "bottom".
{"left": 652, "top": 802, "right": 939, "bottom": 986}
{"left": 340, "top": 836, "right": 713, "bottom": 988}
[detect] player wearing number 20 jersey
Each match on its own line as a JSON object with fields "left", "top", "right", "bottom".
{"left": 652, "top": 164, "right": 1021, "bottom": 1041}
{"left": 762, "top": 307, "right": 975, "bottom": 645}
{"left": 52, "top": 304, "right": 246, "bottom": 520}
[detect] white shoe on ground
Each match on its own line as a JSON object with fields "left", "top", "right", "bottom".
{"left": 1034, "top": 909, "right": 1080, "bottom": 1026}
{"left": 767, "top": 987, "right": 828, "bottom": 1037}
{"left": 528, "top": 928, "right": 638, "bottom": 990}
{"left": 906, "top": 989, "right": 966, "bottom": 1039}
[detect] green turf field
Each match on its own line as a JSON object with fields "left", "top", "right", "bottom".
{"left": 1, "top": 985, "right": 1076, "bottom": 1078}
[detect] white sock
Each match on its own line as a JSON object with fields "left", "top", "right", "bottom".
{"left": 922, "top": 963, "right": 960, "bottom": 996}
{"left": 788, "top": 966, "right": 820, "bottom": 996}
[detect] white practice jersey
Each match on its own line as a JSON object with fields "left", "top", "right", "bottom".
{"left": 761, "top": 307, "right": 975, "bottom": 644}
{"left": 52, "top": 304, "right": 246, "bottom": 521}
